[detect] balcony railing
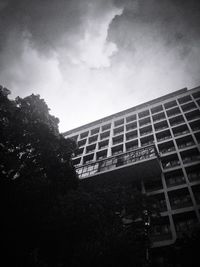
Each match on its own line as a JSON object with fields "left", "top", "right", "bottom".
{"left": 187, "top": 172, "right": 200, "bottom": 182}
{"left": 178, "top": 142, "right": 195, "bottom": 149}
{"left": 157, "top": 136, "right": 172, "bottom": 142}
{"left": 76, "top": 144, "right": 160, "bottom": 179}
{"left": 170, "top": 197, "right": 192, "bottom": 210}
{"left": 153, "top": 117, "right": 165, "bottom": 123}
{"left": 166, "top": 176, "right": 185, "bottom": 187}
{"left": 160, "top": 147, "right": 176, "bottom": 154}
{"left": 155, "top": 126, "right": 168, "bottom": 132}
{"left": 182, "top": 155, "right": 200, "bottom": 164}
{"left": 174, "top": 130, "right": 190, "bottom": 137}
{"left": 150, "top": 233, "right": 172, "bottom": 243}
{"left": 162, "top": 160, "right": 180, "bottom": 169}
{"left": 140, "top": 131, "right": 152, "bottom": 136}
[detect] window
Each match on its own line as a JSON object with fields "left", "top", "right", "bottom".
{"left": 178, "top": 95, "right": 192, "bottom": 104}
{"left": 195, "top": 132, "right": 200, "bottom": 143}
{"left": 98, "top": 140, "right": 109, "bottom": 150}
{"left": 126, "top": 114, "right": 136, "bottom": 123}
{"left": 78, "top": 139, "right": 87, "bottom": 147}
{"left": 192, "top": 185, "right": 200, "bottom": 204}
{"left": 151, "top": 105, "right": 163, "bottom": 114}
{"left": 151, "top": 193, "right": 167, "bottom": 212}
{"left": 166, "top": 107, "right": 181, "bottom": 117}
{"left": 172, "top": 125, "right": 189, "bottom": 137}
{"left": 181, "top": 102, "right": 197, "bottom": 112}
{"left": 140, "top": 125, "right": 152, "bottom": 136}
{"left": 86, "top": 144, "right": 96, "bottom": 154}
{"left": 75, "top": 147, "right": 84, "bottom": 157}
{"left": 189, "top": 119, "right": 200, "bottom": 132}
{"left": 125, "top": 140, "right": 138, "bottom": 152}
{"left": 140, "top": 135, "right": 154, "bottom": 147}
{"left": 126, "top": 122, "right": 137, "bottom": 131}
{"left": 153, "top": 112, "right": 166, "bottom": 122}
{"left": 112, "top": 145, "right": 123, "bottom": 156}
{"left": 180, "top": 148, "right": 200, "bottom": 164}
{"left": 168, "top": 189, "right": 192, "bottom": 210}
{"left": 113, "top": 135, "right": 124, "bottom": 145}
{"left": 126, "top": 130, "right": 137, "bottom": 141}
{"left": 138, "top": 109, "right": 150, "bottom": 118}
{"left": 114, "top": 118, "right": 124, "bottom": 127}
{"left": 88, "top": 135, "right": 98, "bottom": 144}
{"left": 83, "top": 154, "right": 94, "bottom": 164}
{"left": 72, "top": 157, "right": 81, "bottom": 167}
{"left": 156, "top": 130, "right": 172, "bottom": 142}
{"left": 102, "top": 123, "right": 111, "bottom": 132}
{"left": 186, "top": 165, "right": 200, "bottom": 182}
{"left": 164, "top": 100, "right": 177, "bottom": 109}
{"left": 139, "top": 117, "right": 151, "bottom": 127}
{"left": 151, "top": 217, "right": 172, "bottom": 242}
{"left": 96, "top": 149, "right": 108, "bottom": 160}
{"left": 169, "top": 115, "right": 185, "bottom": 127}
{"left": 91, "top": 127, "right": 99, "bottom": 135}
{"left": 192, "top": 91, "right": 200, "bottom": 99}
{"left": 161, "top": 154, "right": 180, "bottom": 169}
{"left": 158, "top": 140, "right": 175, "bottom": 154}
{"left": 175, "top": 135, "right": 195, "bottom": 150}
{"left": 174, "top": 212, "right": 198, "bottom": 237}
{"left": 113, "top": 126, "right": 124, "bottom": 135}
{"left": 165, "top": 169, "right": 185, "bottom": 187}
{"left": 154, "top": 120, "right": 168, "bottom": 132}
{"left": 80, "top": 131, "right": 89, "bottom": 139}
{"left": 100, "top": 131, "right": 110, "bottom": 140}
{"left": 185, "top": 110, "right": 200, "bottom": 121}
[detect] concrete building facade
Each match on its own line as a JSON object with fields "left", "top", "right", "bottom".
{"left": 63, "top": 86, "right": 200, "bottom": 248}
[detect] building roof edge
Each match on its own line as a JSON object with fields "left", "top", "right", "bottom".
{"left": 63, "top": 86, "right": 193, "bottom": 136}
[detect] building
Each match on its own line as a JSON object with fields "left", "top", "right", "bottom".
{"left": 63, "top": 86, "right": 200, "bottom": 249}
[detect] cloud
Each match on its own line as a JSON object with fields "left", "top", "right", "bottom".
{"left": 73, "top": 6, "right": 123, "bottom": 68}
{"left": 0, "top": 0, "right": 200, "bottom": 132}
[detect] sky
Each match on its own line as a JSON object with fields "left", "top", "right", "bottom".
{"left": 0, "top": 0, "right": 200, "bottom": 132}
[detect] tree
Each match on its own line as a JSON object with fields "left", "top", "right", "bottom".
{"left": 172, "top": 224, "right": 200, "bottom": 267}
{"left": 1, "top": 85, "right": 159, "bottom": 267}
{"left": 0, "top": 86, "right": 78, "bottom": 192}
{"left": 0, "top": 85, "right": 78, "bottom": 266}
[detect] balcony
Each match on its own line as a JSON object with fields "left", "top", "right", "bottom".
{"left": 155, "top": 125, "right": 168, "bottom": 132}
{"left": 140, "top": 131, "right": 152, "bottom": 137}
{"left": 76, "top": 145, "right": 161, "bottom": 181}
{"left": 166, "top": 175, "right": 186, "bottom": 187}
{"left": 162, "top": 160, "right": 180, "bottom": 170}
{"left": 187, "top": 171, "right": 200, "bottom": 182}
{"left": 174, "top": 212, "right": 198, "bottom": 238}
{"left": 177, "top": 142, "right": 195, "bottom": 150}
{"left": 173, "top": 130, "right": 190, "bottom": 137}
{"left": 150, "top": 220, "right": 172, "bottom": 243}
{"left": 182, "top": 155, "right": 200, "bottom": 164}
{"left": 169, "top": 196, "right": 192, "bottom": 210}
{"left": 157, "top": 135, "right": 172, "bottom": 143}
{"left": 189, "top": 120, "right": 200, "bottom": 132}
{"left": 160, "top": 147, "right": 176, "bottom": 154}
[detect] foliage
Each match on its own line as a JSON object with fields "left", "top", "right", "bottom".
{"left": 0, "top": 85, "right": 78, "bottom": 266}
{"left": 0, "top": 85, "right": 78, "bottom": 193}
{"left": 1, "top": 85, "right": 158, "bottom": 267}
{"left": 172, "top": 224, "right": 200, "bottom": 267}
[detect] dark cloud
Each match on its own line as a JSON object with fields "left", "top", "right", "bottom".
{"left": 0, "top": 0, "right": 87, "bottom": 53}
{"left": 109, "top": 0, "right": 200, "bottom": 56}
{"left": 1, "top": 0, "right": 200, "bottom": 58}
{"left": 0, "top": 0, "right": 200, "bottom": 131}
{"left": 0, "top": 0, "right": 120, "bottom": 54}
